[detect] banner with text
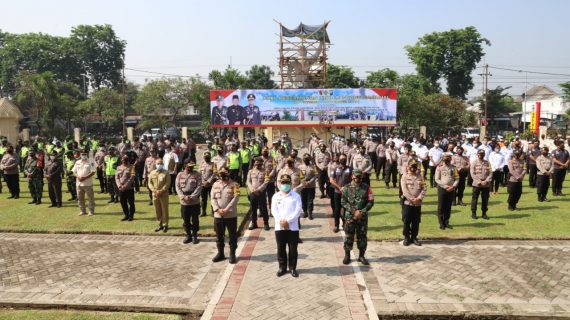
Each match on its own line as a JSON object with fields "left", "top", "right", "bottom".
{"left": 209, "top": 88, "right": 397, "bottom": 127}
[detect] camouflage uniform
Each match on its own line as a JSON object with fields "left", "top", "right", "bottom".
{"left": 341, "top": 178, "right": 374, "bottom": 254}
{"left": 24, "top": 156, "right": 43, "bottom": 204}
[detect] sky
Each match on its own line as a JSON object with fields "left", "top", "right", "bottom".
{"left": 1, "top": 0, "right": 570, "bottom": 99}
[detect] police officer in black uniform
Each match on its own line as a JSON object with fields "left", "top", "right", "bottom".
{"left": 211, "top": 95, "right": 228, "bottom": 125}
{"left": 244, "top": 93, "right": 262, "bottom": 125}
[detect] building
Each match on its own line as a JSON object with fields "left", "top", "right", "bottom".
{"left": 0, "top": 98, "right": 24, "bottom": 144}
{"left": 515, "top": 85, "right": 570, "bottom": 127}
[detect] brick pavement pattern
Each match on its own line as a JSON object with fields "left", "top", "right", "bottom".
{"left": 0, "top": 233, "right": 225, "bottom": 314}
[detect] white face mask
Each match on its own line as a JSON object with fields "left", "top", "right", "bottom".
{"left": 81, "top": 155, "right": 88, "bottom": 160}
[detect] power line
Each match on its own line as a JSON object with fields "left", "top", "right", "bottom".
{"left": 488, "top": 66, "right": 570, "bottom": 77}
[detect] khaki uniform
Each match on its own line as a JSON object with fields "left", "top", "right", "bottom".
{"left": 212, "top": 155, "right": 228, "bottom": 171}
{"left": 435, "top": 163, "right": 459, "bottom": 227}
{"left": 507, "top": 158, "right": 525, "bottom": 210}
{"left": 148, "top": 169, "right": 171, "bottom": 226}
{"left": 176, "top": 171, "right": 202, "bottom": 205}
{"left": 536, "top": 155, "right": 553, "bottom": 200}
{"left": 277, "top": 167, "right": 304, "bottom": 193}
{"left": 401, "top": 172, "right": 427, "bottom": 241}
{"left": 470, "top": 159, "right": 492, "bottom": 216}
{"left": 247, "top": 167, "right": 270, "bottom": 225}
{"left": 115, "top": 164, "right": 135, "bottom": 190}
{"left": 211, "top": 180, "right": 240, "bottom": 219}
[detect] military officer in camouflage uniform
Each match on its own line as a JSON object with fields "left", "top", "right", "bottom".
{"left": 65, "top": 150, "right": 78, "bottom": 201}
{"left": 435, "top": 152, "right": 459, "bottom": 230}
{"left": 24, "top": 149, "right": 43, "bottom": 205}
{"left": 341, "top": 169, "right": 374, "bottom": 265}
{"left": 400, "top": 159, "right": 427, "bottom": 246}
{"left": 247, "top": 157, "right": 270, "bottom": 230}
{"left": 211, "top": 168, "right": 240, "bottom": 264}
{"left": 470, "top": 149, "right": 492, "bottom": 219}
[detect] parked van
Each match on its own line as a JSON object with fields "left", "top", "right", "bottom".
{"left": 461, "top": 127, "right": 480, "bottom": 139}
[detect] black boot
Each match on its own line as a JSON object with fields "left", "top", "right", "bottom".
{"left": 212, "top": 247, "right": 225, "bottom": 262}
{"left": 403, "top": 237, "right": 411, "bottom": 246}
{"left": 358, "top": 250, "right": 370, "bottom": 265}
{"left": 107, "top": 197, "right": 114, "bottom": 203}
{"left": 200, "top": 211, "right": 207, "bottom": 217}
{"left": 342, "top": 249, "right": 351, "bottom": 265}
{"left": 183, "top": 232, "right": 192, "bottom": 244}
{"left": 308, "top": 212, "right": 314, "bottom": 220}
{"left": 192, "top": 232, "right": 199, "bottom": 244}
{"left": 471, "top": 212, "right": 478, "bottom": 219}
{"left": 229, "top": 249, "right": 237, "bottom": 264}
{"left": 482, "top": 212, "right": 489, "bottom": 220}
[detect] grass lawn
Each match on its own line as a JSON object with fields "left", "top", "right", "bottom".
{"left": 0, "top": 309, "right": 182, "bottom": 320}
{"left": 0, "top": 174, "right": 568, "bottom": 240}
{"left": 0, "top": 177, "right": 249, "bottom": 237}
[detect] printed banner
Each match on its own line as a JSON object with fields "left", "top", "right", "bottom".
{"left": 209, "top": 88, "right": 397, "bottom": 127}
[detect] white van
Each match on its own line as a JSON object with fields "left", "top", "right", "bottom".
{"left": 461, "top": 127, "right": 480, "bottom": 139}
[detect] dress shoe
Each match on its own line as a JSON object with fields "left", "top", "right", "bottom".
{"left": 291, "top": 270, "right": 299, "bottom": 277}
{"left": 342, "top": 250, "right": 351, "bottom": 265}
{"left": 148, "top": 201, "right": 153, "bottom": 206}
{"left": 308, "top": 213, "right": 314, "bottom": 220}
{"left": 154, "top": 225, "right": 164, "bottom": 232}
{"left": 333, "top": 226, "right": 340, "bottom": 233}
{"left": 403, "top": 239, "right": 411, "bottom": 246}
{"left": 49, "top": 204, "right": 57, "bottom": 208}
{"left": 183, "top": 236, "right": 192, "bottom": 244}
{"left": 7, "top": 196, "right": 14, "bottom": 199}
{"left": 163, "top": 225, "right": 168, "bottom": 233}
{"left": 446, "top": 224, "right": 453, "bottom": 229}
{"left": 121, "top": 217, "right": 129, "bottom": 221}
{"left": 229, "top": 251, "right": 237, "bottom": 264}
{"left": 482, "top": 214, "right": 489, "bottom": 220}
{"left": 412, "top": 239, "right": 422, "bottom": 246}
{"left": 57, "top": 203, "right": 62, "bottom": 208}
{"left": 128, "top": 217, "right": 133, "bottom": 221}
{"left": 263, "top": 224, "right": 270, "bottom": 231}
{"left": 192, "top": 236, "right": 199, "bottom": 244}
{"left": 471, "top": 213, "right": 478, "bottom": 219}
{"left": 358, "top": 256, "right": 370, "bottom": 266}
{"left": 35, "top": 201, "right": 41, "bottom": 205}
{"left": 212, "top": 252, "right": 225, "bottom": 262}
{"left": 14, "top": 195, "right": 19, "bottom": 199}
{"left": 28, "top": 201, "right": 36, "bottom": 205}
{"left": 298, "top": 238, "right": 303, "bottom": 243}
{"left": 107, "top": 198, "right": 115, "bottom": 203}
{"left": 200, "top": 212, "right": 207, "bottom": 217}
{"left": 276, "top": 269, "right": 287, "bottom": 277}
{"left": 320, "top": 194, "right": 326, "bottom": 199}
{"left": 439, "top": 225, "right": 445, "bottom": 230}
{"left": 248, "top": 224, "right": 258, "bottom": 230}
{"left": 303, "top": 212, "right": 308, "bottom": 218}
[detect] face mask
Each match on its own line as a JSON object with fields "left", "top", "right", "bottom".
{"left": 262, "top": 152, "right": 269, "bottom": 157}
{"left": 205, "top": 156, "right": 211, "bottom": 162}
{"left": 304, "top": 159, "right": 311, "bottom": 165}
{"left": 156, "top": 164, "right": 164, "bottom": 171}
{"left": 444, "top": 159, "right": 451, "bottom": 164}
{"left": 50, "top": 156, "right": 56, "bottom": 161}
{"left": 434, "top": 144, "right": 440, "bottom": 148}
{"left": 81, "top": 155, "right": 88, "bottom": 160}
{"left": 410, "top": 167, "right": 417, "bottom": 173}
{"left": 495, "top": 149, "right": 500, "bottom": 153}
{"left": 542, "top": 152, "right": 548, "bottom": 156}
{"left": 280, "top": 184, "right": 291, "bottom": 193}
{"left": 186, "top": 166, "right": 194, "bottom": 172}
{"left": 353, "top": 178, "right": 362, "bottom": 184}
{"left": 220, "top": 174, "right": 229, "bottom": 180}
{"left": 339, "top": 159, "right": 347, "bottom": 166}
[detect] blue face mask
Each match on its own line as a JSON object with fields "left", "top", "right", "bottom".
{"left": 156, "top": 164, "right": 164, "bottom": 171}
{"left": 280, "top": 184, "right": 291, "bottom": 193}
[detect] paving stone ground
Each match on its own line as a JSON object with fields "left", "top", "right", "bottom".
{"left": 0, "top": 197, "right": 569, "bottom": 319}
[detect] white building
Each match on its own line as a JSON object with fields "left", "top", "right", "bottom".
{"left": 516, "top": 85, "right": 570, "bottom": 125}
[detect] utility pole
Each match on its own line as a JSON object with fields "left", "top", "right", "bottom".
{"left": 481, "top": 64, "right": 491, "bottom": 127}
{"left": 122, "top": 64, "right": 127, "bottom": 137}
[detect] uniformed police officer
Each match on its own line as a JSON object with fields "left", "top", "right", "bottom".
{"left": 299, "top": 154, "right": 318, "bottom": 220}
{"left": 470, "top": 149, "right": 492, "bottom": 219}
{"left": 105, "top": 147, "right": 120, "bottom": 203}
{"left": 384, "top": 142, "right": 399, "bottom": 189}
{"left": 315, "top": 143, "right": 331, "bottom": 198}
{"left": 435, "top": 152, "right": 458, "bottom": 229}
{"left": 507, "top": 150, "right": 525, "bottom": 211}
{"left": 115, "top": 155, "right": 136, "bottom": 221}
{"left": 199, "top": 151, "right": 217, "bottom": 216}
{"left": 226, "top": 95, "right": 244, "bottom": 125}
{"left": 24, "top": 149, "right": 43, "bottom": 205}
{"left": 330, "top": 154, "right": 351, "bottom": 233}
{"left": 247, "top": 157, "right": 270, "bottom": 230}
{"left": 176, "top": 160, "right": 203, "bottom": 244}
{"left": 143, "top": 148, "right": 159, "bottom": 206}
{"left": 94, "top": 146, "right": 107, "bottom": 194}
{"left": 211, "top": 167, "right": 240, "bottom": 264}
{"left": 148, "top": 158, "right": 171, "bottom": 232}
{"left": 44, "top": 149, "right": 63, "bottom": 208}
{"left": 452, "top": 146, "right": 470, "bottom": 206}
{"left": 400, "top": 159, "right": 427, "bottom": 246}
{"left": 536, "top": 147, "right": 553, "bottom": 202}
{"left": 244, "top": 93, "right": 261, "bottom": 125}
{"left": 239, "top": 141, "right": 252, "bottom": 187}
{"left": 211, "top": 95, "right": 228, "bottom": 125}
{"left": 261, "top": 147, "right": 277, "bottom": 215}
{"left": 341, "top": 169, "right": 374, "bottom": 265}
{"left": 1, "top": 145, "right": 20, "bottom": 199}
{"left": 552, "top": 140, "right": 570, "bottom": 196}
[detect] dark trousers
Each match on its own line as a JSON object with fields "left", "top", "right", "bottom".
{"left": 201, "top": 186, "right": 212, "bottom": 214}
{"left": 402, "top": 205, "right": 421, "bottom": 240}
{"left": 333, "top": 192, "right": 343, "bottom": 228}
{"left": 376, "top": 157, "right": 386, "bottom": 179}
{"left": 537, "top": 174, "right": 550, "bottom": 199}
{"left": 437, "top": 186, "right": 454, "bottom": 227}
{"left": 107, "top": 176, "right": 118, "bottom": 199}
{"left": 96, "top": 167, "right": 106, "bottom": 193}
{"left": 266, "top": 182, "right": 275, "bottom": 212}
{"left": 66, "top": 175, "right": 77, "bottom": 199}
{"left": 471, "top": 186, "right": 490, "bottom": 214}
{"left": 119, "top": 189, "right": 135, "bottom": 218}
{"left": 552, "top": 169, "right": 566, "bottom": 195}
{"left": 275, "top": 230, "right": 299, "bottom": 271}
{"left": 318, "top": 169, "right": 328, "bottom": 196}
{"left": 214, "top": 217, "right": 238, "bottom": 251}
{"left": 240, "top": 164, "right": 249, "bottom": 187}
{"left": 385, "top": 163, "right": 397, "bottom": 186}
{"left": 492, "top": 171, "right": 502, "bottom": 192}
{"left": 135, "top": 164, "right": 144, "bottom": 192}
{"left": 529, "top": 164, "right": 538, "bottom": 188}
{"left": 368, "top": 152, "right": 377, "bottom": 173}
{"left": 250, "top": 192, "right": 268, "bottom": 225}
{"left": 429, "top": 166, "right": 437, "bottom": 188}
{"left": 301, "top": 187, "right": 315, "bottom": 215}
{"left": 181, "top": 204, "right": 200, "bottom": 235}
{"left": 507, "top": 181, "right": 523, "bottom": 209}
{"left": 48, "top": 179, "right": 62, "bottom": 205}
{"left": 455, "top": 171, "right": 468, "bottom": 203}
{"left": 169, "top": 173, "right": 177, "bottom": 194}
{"left": 502, "top": 165, "right": 510, "bottom": 186}
{"left": 5, "top": 174, "right": 19, "bottom": 197}
{"left": 229, "top": 169, "right": 239, "bottom": 184}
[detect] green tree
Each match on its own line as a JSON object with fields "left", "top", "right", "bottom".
{"left": 79, "top": 87, "right": 122, "bottom": 128}
{"left": 325, "top": 64, "right": 361, "bottom": 88}
{"left": 560, "top": 82, "right": 570, "bottom": 120}
{"left": 246, "top": 65, "right": 276, "bottom": 89}
{"left": 15, "top": 71, "right": 60, "bottom": 134}
{"left": 209, "top": 67, "right": 247, "bottom": 89}
{"left": 364, "top": 68, "right": 399, "bottom": 88}
{"left": 405, "top": 26, "right": 490, "bottom": 99}
{"left": 474, "top": 86, "right": 520, "bottom": 119}
{"left": 70, "top": 24, "right": 126, "bottom": 90}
